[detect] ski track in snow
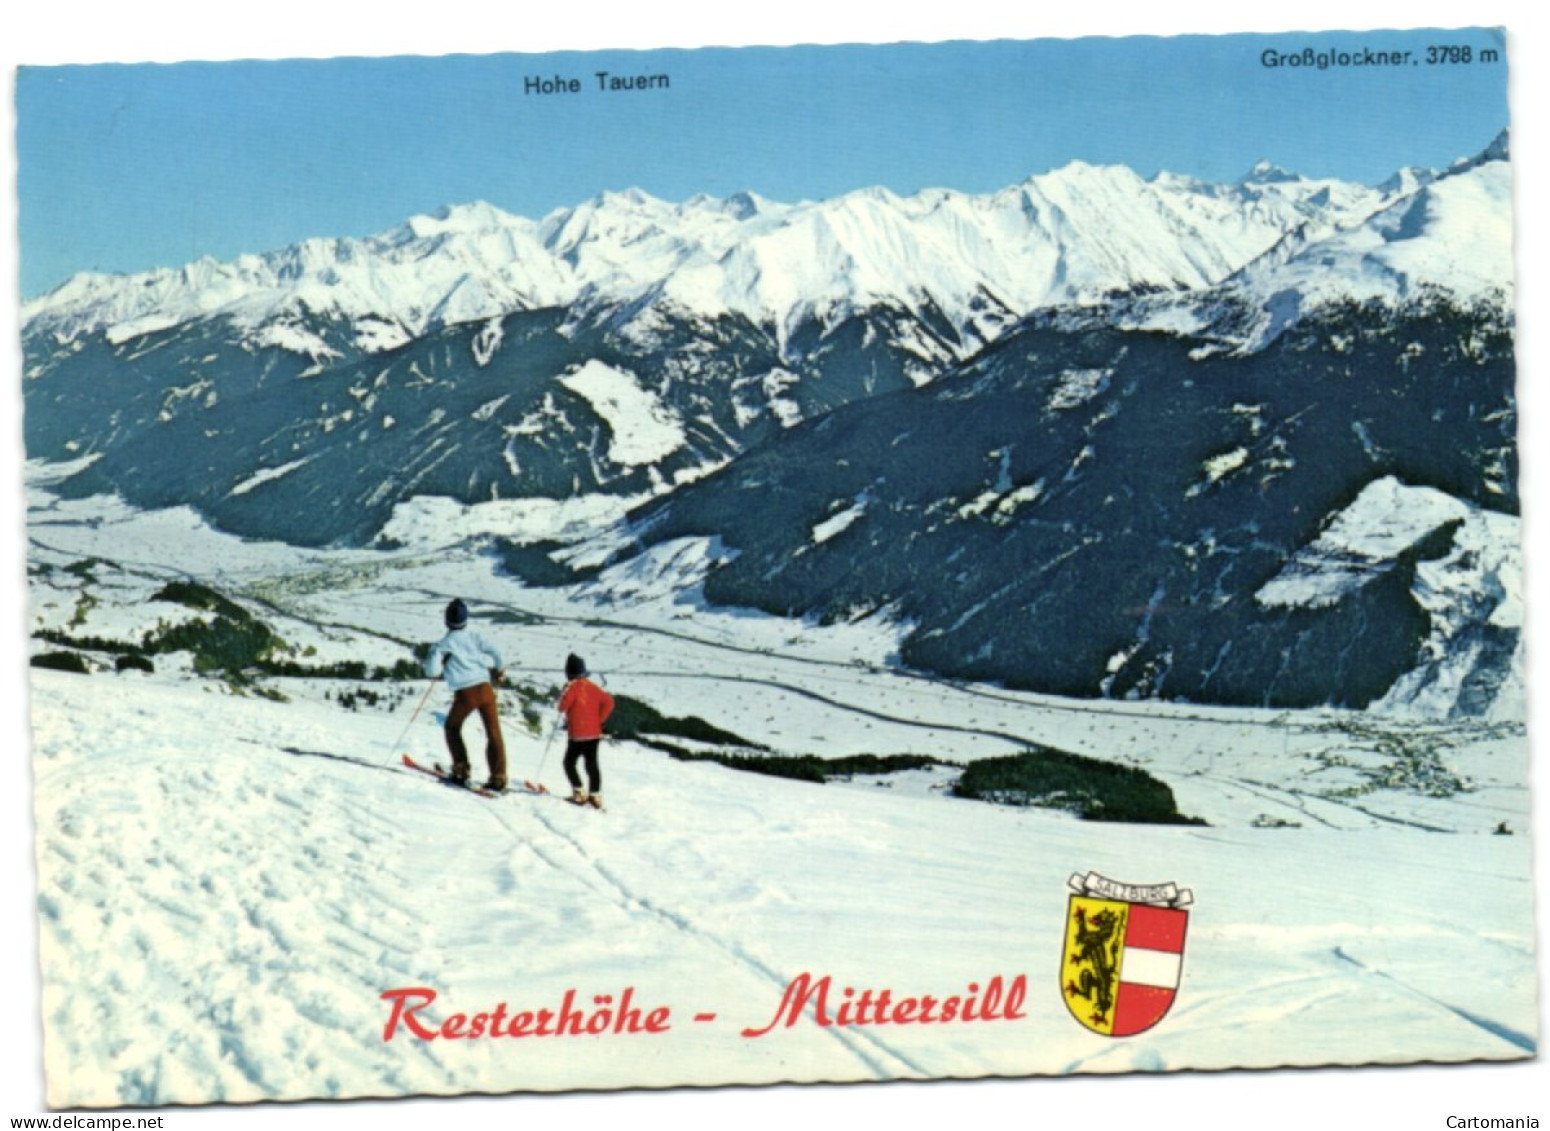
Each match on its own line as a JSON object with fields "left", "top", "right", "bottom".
{"left": 511, "top": 794, "right": 928, "bottom": 1079}
{"left": 1331, "top": 948, "right": 1536, "bottom": 1054}
{"left": 416, "top": 760, "right": 932, "bottom": 1083}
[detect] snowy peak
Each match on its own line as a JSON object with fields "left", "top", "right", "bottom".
{"left": 1098, "top": 136, "right": 1513, "bottom": 349}
{"left": 389, "top": 200, "right": 523, "bottom": 243}
{"left": 1454, "top": 127, "right": 1511, "bottom": 172}
{"left": 1378, "top": 166, "right": 1438, "bottom": 198}
{"left": 1239, "top": 159, "right": 1301, "bottom": 185}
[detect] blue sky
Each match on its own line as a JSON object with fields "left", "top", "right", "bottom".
{"left": 16, "top": 27, "right": 1509, "bottom": 298}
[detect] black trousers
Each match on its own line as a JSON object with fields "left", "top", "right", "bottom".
{"left": 564, "top": 738, "right": 602, "bottom": 792}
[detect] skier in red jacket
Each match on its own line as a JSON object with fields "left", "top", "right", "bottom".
{"left": 558, "top": 653, "right": 614, "bottom": 809}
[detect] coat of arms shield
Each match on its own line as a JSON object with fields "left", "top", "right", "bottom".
{"left": 1062, "top": 872, "right": 1192, "bottom": 1037}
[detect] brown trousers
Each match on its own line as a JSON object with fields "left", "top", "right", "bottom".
{"left": 445, "top": 682, "right": 506, "bottom": 782}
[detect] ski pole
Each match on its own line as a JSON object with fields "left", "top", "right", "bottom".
{"left": 387, "top": 679, "right": 437, "bottom": 762}
{"left": 532, "top": 722, "right": 560, "bottom": 788}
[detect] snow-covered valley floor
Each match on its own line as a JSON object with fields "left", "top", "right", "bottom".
{"left": 21, "top": 485, "right": 1539, "bottom": 1109}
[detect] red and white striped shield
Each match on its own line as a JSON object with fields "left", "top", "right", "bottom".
{"left": 1061, "top": 871, "right": 1192, "bottom": 1037}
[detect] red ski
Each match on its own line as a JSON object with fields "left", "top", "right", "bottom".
{"left": 401, "top": 754, "right": 502, "bottom": 798}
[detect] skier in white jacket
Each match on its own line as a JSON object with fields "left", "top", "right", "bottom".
{"left": 424, "top": 598, "right": 508, "bottom": 791}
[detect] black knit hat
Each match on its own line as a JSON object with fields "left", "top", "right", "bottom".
{"left": 565, "top": 653, "right": 587, "bottom": 680}
{"left": 445, "top": 599, "right": 469, "bottom": 629}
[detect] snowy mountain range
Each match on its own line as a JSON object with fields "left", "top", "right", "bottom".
{"left": 19, "top": 132, "right": 1518, "bottom": 716}
{"left": 24, "top": 137, "right": 1485, "bottom": 357}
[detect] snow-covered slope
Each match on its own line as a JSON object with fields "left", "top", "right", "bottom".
{"left": 1258, "top": 478, "right": 1522, "bottom": 721}
{"left": 31, "top": 668, "right": 1536, "bottom": 1106}
{"left": 25, "top": 481, "right": 1536, "bottom": 1108}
